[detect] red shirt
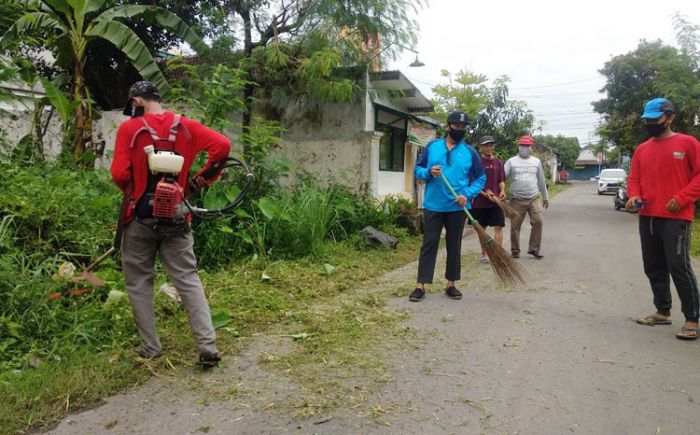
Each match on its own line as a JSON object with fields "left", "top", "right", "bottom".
{"left": 472, "top": 155, "right": 505, "bottom": 208}
{"left": 110, "top": 112, "right": 231, "bottom": 223}
{"left": 627, "top": 133, "right": 700, "bottom": 221}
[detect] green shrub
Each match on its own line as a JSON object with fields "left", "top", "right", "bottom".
{"left": 0, "top": 163, "right": 119, "bottom": 266}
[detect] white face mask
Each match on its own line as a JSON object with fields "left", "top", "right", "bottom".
{"left": 519, "top": 146, "right": 531, "bottom": 157}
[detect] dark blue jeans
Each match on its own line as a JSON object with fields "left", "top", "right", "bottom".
{"left": 639, "top": 216, "right": 700, "bottom": 322}
{"left": 417, "top": 210, "right": 466, "bottom": 284}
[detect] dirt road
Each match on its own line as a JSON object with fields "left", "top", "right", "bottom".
{"left": 48, "top": 182, "right": 700, "bottom": 434}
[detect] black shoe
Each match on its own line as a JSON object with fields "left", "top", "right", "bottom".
{"left": 445, "top": 286, "right": 462, "bottom": 300}
{"left": 511, "top": 251, "right": 520, "bottom": 258}
{"left": 527, "top": 250, "right": 544, "bottom": 259}
{"left": 409, "top": 288, "right": 425, "bottom": 302}
{"left": 197, "top": 352, "right": 221, "bottom": 369}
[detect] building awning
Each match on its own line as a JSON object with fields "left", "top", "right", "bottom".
{"left": 369, "top": 70, "right": 434, "bottom": 114}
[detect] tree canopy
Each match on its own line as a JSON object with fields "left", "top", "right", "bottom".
{"left": 431, "top": 73, "right": 536, "bottom": 160}
{"left": 592, "top": 39, "right": 700, "bottom": 157}
{"left": 534, "top": 135, "right": 580, "bottom": 169}
{"left": 1, "top": 0, "right": 207, "bottom": 162}
{"left": 206, "top": 0, "right": 425, "bottom": 139}
{"left": 430, "top": 69, "right": 489, "bottom": 123}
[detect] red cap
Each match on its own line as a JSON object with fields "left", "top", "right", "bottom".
{"left": 518, "top": 135, "right": 534, "bottom": 146}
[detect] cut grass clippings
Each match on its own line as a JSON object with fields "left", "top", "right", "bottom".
{"left": 1, "top": 236, "right": 422, "bottom": 435}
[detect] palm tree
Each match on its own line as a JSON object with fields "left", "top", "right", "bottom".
{"left": 1, "top": 0, "right": 207, "bottom": 163}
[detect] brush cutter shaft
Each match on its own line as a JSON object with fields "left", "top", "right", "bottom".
{"left": 84, "top": 247, "right": 116, "bottom": 272}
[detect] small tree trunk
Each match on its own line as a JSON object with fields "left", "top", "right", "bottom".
{"left": 72, "top": 61, "right": 92, "bottom": 166}
{"left": 32, "top": 105, "right": 45, "bottom": 163}
{"left": 241, "top": 7, "right": 253, "bottom": 157}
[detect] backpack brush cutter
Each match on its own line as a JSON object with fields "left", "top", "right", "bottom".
{"left": 68, "top": 156, "right": 253, "bottom": 289}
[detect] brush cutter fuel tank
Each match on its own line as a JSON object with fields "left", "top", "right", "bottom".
{"left": 144, "top": 145, "right": 184, "bottom": 174}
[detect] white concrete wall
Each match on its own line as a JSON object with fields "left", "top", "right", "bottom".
{"left": 274, "top": 97, "right": 374, "bottom": 194}
{"left": 275, "top": 133, "right": 374, "bottom": 193}
{"left": 0, "top": 107, "right": 125, "bottom": 166}
{"left": 0, "top": 108, "right": 63, "bottom": 158}
{"left": 377, "top": 170, "right": 405, "bottom": 196}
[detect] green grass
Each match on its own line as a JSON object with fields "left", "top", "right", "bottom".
{"left": 0, "top": 350, "right": 149, "bottom": 433}
{"left": 1, "top": 236, "right": 422, "bottom": 435}
{"left": 692, "top": 219, "right": 700, "bottom": 258}
{"left": 548, "top": 181, "right": 573, "bottom": 198}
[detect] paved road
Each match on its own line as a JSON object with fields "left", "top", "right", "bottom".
{"left": 363, "top": 181, "right": 700, "bottom": 434}
{"left": 48, "top": 182, "right": 700, "bottom": 434}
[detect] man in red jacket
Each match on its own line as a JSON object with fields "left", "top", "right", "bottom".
{"left": 626, "top": 97, "right": 700, "bottom": 340}
{"left": 111, "top": 81, "right": 231, "bottom": 365}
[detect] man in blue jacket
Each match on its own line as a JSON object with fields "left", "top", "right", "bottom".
{"left": 410, "top": 111, "right": 486, "bottom": 302}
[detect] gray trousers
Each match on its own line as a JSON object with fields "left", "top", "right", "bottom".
{"left": 509, "top": 196, "right": 543, "bottom": 253}
{"left": 122, "top": 221, "right": 218, "bottom": 357}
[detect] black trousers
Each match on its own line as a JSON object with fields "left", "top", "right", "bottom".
{"left": 639, "top": 216, "right": 700, "bottom": 322}
{"left": 417, "top": 210, "right": 467, "bottom": 284}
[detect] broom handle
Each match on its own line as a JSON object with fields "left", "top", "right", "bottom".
{"left": 439, "top": 173, "right": 477, "bottom": 224}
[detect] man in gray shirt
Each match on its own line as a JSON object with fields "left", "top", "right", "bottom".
{"left": 504, "top": 135, "right": 549, "bottom": 259}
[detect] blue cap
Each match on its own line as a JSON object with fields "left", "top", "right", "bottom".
{"left": 640, "top": 98, "right": 675, "bottom": 120}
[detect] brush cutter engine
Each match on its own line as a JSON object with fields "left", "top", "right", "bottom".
{"left": 152, "top": 177, "right": 187, "bottom": 219}
{"left": 134, "top": 115, "right": 253, "bottom": 223}
{"left": 144, "top": 145, "right": 188, "bottom": 220}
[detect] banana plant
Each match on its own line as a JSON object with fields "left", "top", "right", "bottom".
{"left": 0, "top": 0, "right": 208, "bottom": 164}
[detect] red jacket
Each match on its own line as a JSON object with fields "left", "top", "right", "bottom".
{"left": 627, "top": 133, "right": 700, "bottom": 222}
{"left": 110, "top": 112, "right": 231, "bottom": 223}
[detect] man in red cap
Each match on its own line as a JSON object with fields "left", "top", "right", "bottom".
{"left": 504, "top": 135, "right": 549, "bottom": 259}
{"left": 626, "top": 97, "right": 700, "bottom": 340}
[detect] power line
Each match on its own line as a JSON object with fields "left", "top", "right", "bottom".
{"left": 510, "top": 77, "right": 600, "bottom": 90}
{"left": 404, "top": 75, "right": 603, "bottom": 92}
{"left": 534, "top": 112, "right": 599, "bottom": 117}
{"left": 512, "top": 90, "right": 601, "bottom": 98}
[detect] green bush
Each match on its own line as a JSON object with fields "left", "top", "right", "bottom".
{"left": 0, "top": 163, "right": 119, "bottom": 266}
{"left": 0, "top": 160, "right": 408, "bottom": 369}
{"left": 0, "top": 163, "right": 131, "bottom": 369}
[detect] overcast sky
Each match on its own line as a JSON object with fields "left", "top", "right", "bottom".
{"left": 389, "top": 0, "right": 700, "bottom": 147}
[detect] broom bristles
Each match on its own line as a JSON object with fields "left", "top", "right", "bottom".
{"left": 479, "top": 191, "right": 517, "bottom": 219}
{"left": 439, "top": 173, "right": 525, "bottom": 286}
{"left": 493, "top": 198, "right": 517, "bottom": 219}
{"left": 472, "top": 221, "right": 526, "bottom": 287}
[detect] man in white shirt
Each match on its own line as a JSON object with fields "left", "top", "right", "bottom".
{"left": 504, "top": 135, "right": 549, "bottom": 259}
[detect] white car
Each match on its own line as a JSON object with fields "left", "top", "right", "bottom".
{"left": 597, "top": 168, "right": 627, "bottom": 195}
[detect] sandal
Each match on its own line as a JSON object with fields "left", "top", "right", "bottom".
{"left": 636, "top": 313, "right": 672, "bottom": 326}
{"left": 676, "top": 324, "right": 700, "bottom": 340}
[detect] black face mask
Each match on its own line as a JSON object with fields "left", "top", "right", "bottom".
{"left": 645, "top": 122, "right": 667, "bottom": 137}
{"left": 448, "top": 129, "right": 466, "bottom": 142}
{"left": 131, "top": 106, "right": 145, "bottom": 118}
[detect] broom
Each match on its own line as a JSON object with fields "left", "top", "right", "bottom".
{"left": 440, "top": 173, "right": 526, "bottom": 287}
{"left": 479, "top": 190, "right": 517, "bottom": 219}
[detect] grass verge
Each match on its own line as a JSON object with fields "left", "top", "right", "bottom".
{"left": 691, "top": 219, "right": 700, "bottom": 257}
{"left": 1, "top": 236, "right": 422, "bottom": 435}
{"left": 548, "top": 181, "right": 573, "bottom": 198}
